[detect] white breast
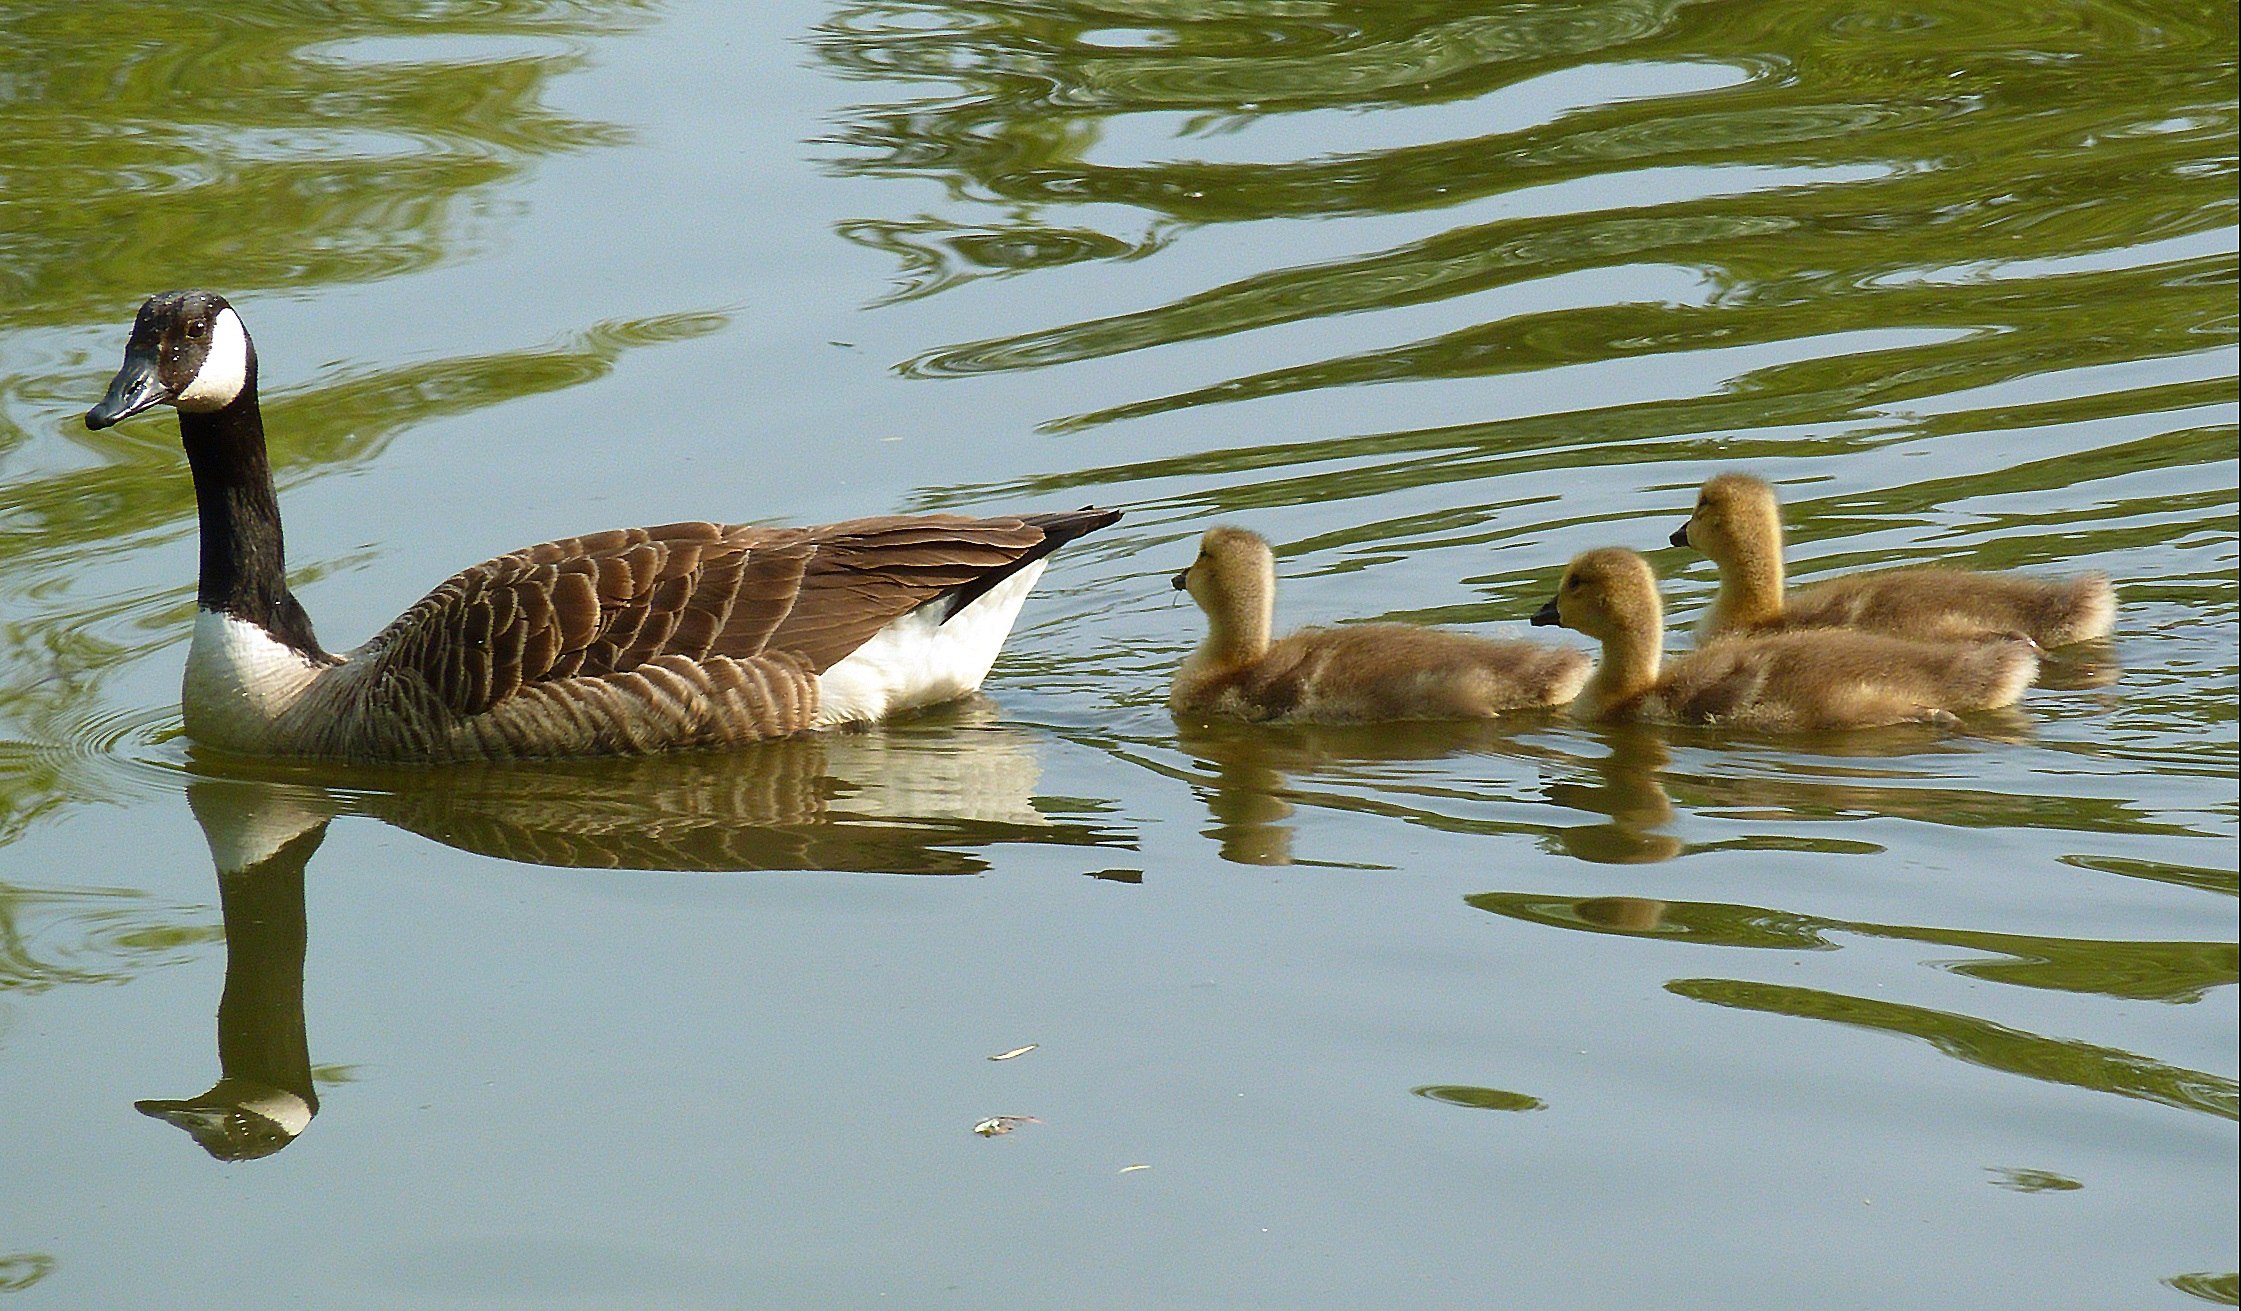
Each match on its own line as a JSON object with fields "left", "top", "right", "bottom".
{"left": 196, "top": 786, "right": 332, "bottom": 874}
{"left": 183, "top": 609, "right": 327, "bottom": 752}
{"left": 812, "top": 562, "right": 1048, "bottom": 727}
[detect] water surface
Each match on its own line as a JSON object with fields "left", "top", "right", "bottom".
{"left": 0, "top": 0, "right": 2233, "bottom": 1306}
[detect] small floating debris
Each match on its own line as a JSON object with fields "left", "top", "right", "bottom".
{"left": 973, "top": 1115, "right": 1041, "bottom": 1137}
{"left": 1118, "top": 1164, "right": 1150, "bottom": 1174}
{"left": 988, "top": 1044, "right": 1038, "bottom": 1062}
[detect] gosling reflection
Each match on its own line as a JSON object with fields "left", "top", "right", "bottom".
{"left": 2034, "top": 638, "right": 2122, "bottom": 692}
{"left": 1542, "top": 727, "right": 1682, "bottom": 865}
{"left": 1173, "top": 717, "right": 1569, "bottom": 866}
{"left": 137, "top": 780, "right": 323, "bottom": 1161}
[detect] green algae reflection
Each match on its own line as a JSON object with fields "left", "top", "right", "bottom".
{"left": 1668, "top": 976, "right": 2238, "bottom": 1121}
{"left": 1469, "top": 890, "right": 2240, "bottom": 1005}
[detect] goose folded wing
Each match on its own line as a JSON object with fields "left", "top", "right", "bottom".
{"left": 763, "top": 515, "right": 1054, "bottom": 672}
{"left": 361, "top": 522, "right": 815, "bottom": 717}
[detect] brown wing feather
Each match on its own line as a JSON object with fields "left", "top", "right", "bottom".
{"left": 358, "top": 510, "right": 1118, "bottom": 719}
{"left": 362, "top": 522, "right": 810, "bottom": 718}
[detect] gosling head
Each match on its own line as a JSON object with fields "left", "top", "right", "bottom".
{"left": 1173, "top": 525, "right": 1275, "bottom": 607}
{"left": 1531, "top": 547, "right": 1662, "bottom": 641}
{"left": 86, "top": 290, "right": 257, "bottom": 430}
{"left": 1670, "top": 472, "right": 1778, "bottom": 562}
{"left": 1172, "top": 527, "right": 1279, "bottom": 653}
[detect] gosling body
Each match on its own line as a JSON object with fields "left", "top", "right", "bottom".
{"left": 1171, "top": 526, "right": 1588, "bottom": 723}
{"left": 1533, "top": 547, "right": 2037, "bottom": 730}
{"left": 1674, "top": 473, "right": 2114, "bottom": 645}
{"left": 88, "top": 290, "right": 1119, "bottom": 763}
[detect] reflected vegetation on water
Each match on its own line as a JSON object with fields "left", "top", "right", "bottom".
{"left": 819, "top": 0, "right": 2235, "bottom": 486}
{"left": 0, "top": 879, "right": 215, "bottom": 994}
{"left": 1470, "top": 890, "right": 2239, "bottom": 1003}
{"left": 1412, "top": 1083, "right": 1548, "bottom": 1113}
{"left": 2169, "top": 1271, "right": 2241, "bottom": 1307}
{"left": 1668, "top": 976, "right": 2239, "bottom": 1122}
{"left": 0, "top": 0, "right": 652, "bottom": 332}
{"left": 0, "top": 1255, "right": 55, "bottom": 1297}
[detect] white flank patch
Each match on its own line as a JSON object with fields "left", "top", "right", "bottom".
{"left": 184, "top": 608, "right": 325, "bottom": 753}
{"left": 174, "top": 307, "right": 250, "bottom": 411}
{"left": 813, "top": 561, "right": 1047, "bottom": 727}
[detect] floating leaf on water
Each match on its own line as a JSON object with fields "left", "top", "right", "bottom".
{"left": 973, "top": 1115, "right": 1041, "bottom": 1137}
{"left": 988, "top": 1044, "right": 1038, "bottom": 1062}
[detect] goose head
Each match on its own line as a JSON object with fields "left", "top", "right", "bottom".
{"left": 86, "top": 290, "right": 257, "bottom": 430}
{"left": 1531, "top": 547, "right": 1663, "bottom": 641}
{"left": 1670, "top": 472, "right": 1778, "bottom": 563}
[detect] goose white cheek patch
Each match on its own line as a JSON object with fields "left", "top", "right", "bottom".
{"left": 175, "top": 308, "right": 249, "bottom": 411}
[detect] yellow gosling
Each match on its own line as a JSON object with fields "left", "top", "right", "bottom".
{"left": 1672, "top": 473, "right": 2115, "bottom": 646}
{"left": 1170, "top": 526, "right": 1589, "bottom": 723}
{"left": 1531, "top": 547, "right": 2038, "bottom": 729}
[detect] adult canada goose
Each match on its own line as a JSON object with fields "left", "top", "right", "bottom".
{"left": 1671, "top": 473, "right": 2115, "bottom": 645}
{"left": 1531, "top": 547, "right": 2038, "bottom": 729}
{"left": 1170, "top": 526, "right": 1589, "bottom": 722}
{"left": 85, "top": 290, "right": 1121, "bottom": 762}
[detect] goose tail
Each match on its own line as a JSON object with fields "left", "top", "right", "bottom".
{"left": 938, "top": 505, "right": 1122, "bottom": 621}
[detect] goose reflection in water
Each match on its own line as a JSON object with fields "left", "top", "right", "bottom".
{"left": 137, "top": 780, "right": 324, "bottom": 1161}
{"left": 142, "top": 704, "right": 1131, "bottom": 1159}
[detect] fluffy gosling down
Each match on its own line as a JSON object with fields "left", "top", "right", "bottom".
{"left": 86, "top": 290, "right": 1120, "bottom": 763}
{"left": 1532, "top": 547, "right": 2038, "bottom": 729}
{"left": 1170, "top": 526, "right": 1589, "bottom": 723}
{"left": 1673, "top": 473, "right": 2115, "bottom": 646}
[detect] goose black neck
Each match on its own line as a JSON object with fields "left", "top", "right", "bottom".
{"left": 180, "top": 385, "right": 328, "bottom": 660}
{"left": 214, "top": 824, "right": 321, "bottom": 1114}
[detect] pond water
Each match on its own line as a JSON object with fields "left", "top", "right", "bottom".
{"left": 0, "top": 0, "right": 2234, "bottom": 1306}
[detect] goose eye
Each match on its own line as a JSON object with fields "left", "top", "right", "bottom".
{"left": 186, "top": 319, "right": 208, "bottom": 339}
